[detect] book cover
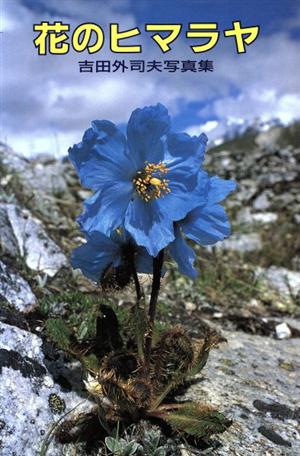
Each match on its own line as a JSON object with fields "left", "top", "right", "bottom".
{"left": 0, "top": 1, "right": 299, "bottom": 455}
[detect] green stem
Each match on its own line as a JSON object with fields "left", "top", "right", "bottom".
{"left": 144, "top": 249, "right": 164, "bottom": 371}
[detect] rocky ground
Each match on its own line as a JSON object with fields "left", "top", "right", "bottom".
{"left": 0, "top": 122, "right": 299, "bottom": 455}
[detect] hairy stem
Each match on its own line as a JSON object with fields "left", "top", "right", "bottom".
{"left": 130, "top": 256, "right": 145, "bottom": 359}
{"left": 144, "top": 249, "right": 164, "bottom": 371}
{"left": 132, "top": 262, "right": 143, "bottom": 303}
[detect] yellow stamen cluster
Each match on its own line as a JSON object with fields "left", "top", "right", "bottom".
{"left": 133, "top": 162, "right": 171, "bottom": 202}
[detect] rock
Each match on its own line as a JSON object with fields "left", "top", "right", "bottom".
{"left": 274, "top": 193, "right": 296, "bottom": 209}
{"left": 233, "top": 180, "right": 257, "bottom": 204}
{"left": 237, "top": 208, "right": 278, "bottom": 225}
{"left": 0, "top": 144, "right": 78, "bottom": 232}
{"left": 0, "top": 321, "right": 90, "bottom": 456}
{"left": 255, "top": 127, "right": 282, "bottom": 149}
{"left": 0, "top": 143, "right": 28, "bottom": 174}
{"left": 183, "top": 331, "right": 300, "bottom": 455}
{"left": 252, "top": 212, "right": 278, "bottom": 224}
{"left": 0, "top": 203, "right": 67, "bottom": 277}
{"left": 257, "top": 171, "right": 298, "bottom": 186}
{"left": 253, "top": 191, "right": 273, "bottom": 211}
{"left": 216, "top": 233, "right": 262, "bottom": 253}
{"left": 291, "top": 256, "right": 300, "bottom": 271}
{"left": 258, "top": 425, "right": 292, "bottom": 447}
{"left": 293, "top": 214, "right": 300, "bottom": 224}
{"left": 236, "top": 207, "right": 253, "bottom": 224}
{"left": 276, "top": 323, "right": 292, "bottom": 340}
{"left": 27, "top": 160, "right": 68, "bottom": 197}
{"left": 184, "top": 301, "right": 197, "bottom": 312}
{"left": 0, "top": 261, "right": 37, "bottom": 313}
{"left": 256, "top": 266, "right": 300, "bottom": 299}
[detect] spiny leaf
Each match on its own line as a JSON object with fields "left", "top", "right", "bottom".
{"left": 45, "top": 318, "right": 72, "bottom": 351}
{"left": 165, "top": 403, "right": 232, "bottom": 438}
{"left": 151, "top": 331, "right": 224, "bottom": 410}
{"left": 154, "top": 326, "right": 194, "bottom": 384}
{"left": 190, "top": 331, "right": 225, "bottom": 375}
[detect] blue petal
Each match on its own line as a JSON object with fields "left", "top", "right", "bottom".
{"left": 92, "top": 120, "right": 127, "bottom": 155}
{"left": 136, "top": 247, "right": 154, "bottom": 274}
{"left": 181, "top": 204, "right": 231, "bottom": 245}
{"left": 169, "top": 227, "right": 197, "bottom": 279}
{"left": 78, "top": 181, "right": 133, "bottom": 235}
{"left": 127, "top": 103, "right": 170, "bottom": 167}
{"left": 156, "top": 155, "right": 204, "bottom": 221}
{"left": 68, "top": 127, "right": 97, "bottom": 171}
{"left": 167, "top": 132, "right": 207, "bottom": 164}
{"left": 207, "top": 176, "right": 236, "bottom": 204}
{"left": 71, "top": 231, "right": 120, "bottom": 281}
{"left": 69, "top": 120, "right": 135, "bottom": 190}
{"left": 125, "top": 198, "right": 175, "bottom": 257}
{"left": 192, "top": 170, "right": 210, "bottom": 204}
{"left": 192, "top": 173, "right": 236, "bottom": 208}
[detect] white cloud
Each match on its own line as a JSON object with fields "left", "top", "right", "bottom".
{"left": 186, "top": 120, "right": 218, "bottom": 136}
{"left": 1, "top": 0, "right": 300, "bottom": 156}
{"left": 275, "top": 94, "right": 300, "bottom": 124}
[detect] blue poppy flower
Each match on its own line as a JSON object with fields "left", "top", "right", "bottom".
{"left": 71, "top": 230, "right": 152, "bottom": 285}
{"left": 169, "top": 172, "right": 236, "bottom": 279}
{"left": 69, "top": 104, "right": 207, "bottom": 257}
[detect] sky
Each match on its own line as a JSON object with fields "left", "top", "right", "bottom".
{"left": 1, "top": 0, "right": 300, "bottom": 157}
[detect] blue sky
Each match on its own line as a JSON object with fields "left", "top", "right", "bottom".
{"left": 131, "top": 0, "right": 297, "bottom": 34}
{"left": 2, "top": 0, "right": 300, "bottom": 156}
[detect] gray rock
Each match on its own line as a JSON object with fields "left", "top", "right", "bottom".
{"left": 275, "top": 322, "right": 292, "bottom": 340}
{"left": 252, "top": 212, "right": 278, "bottom": 224}
{"left": 256, "top": 266, "right": 300, "bottom": 299}
{"left": 253, "top": 191, "right": 273, "bottom": 211}
{"left": 183, "top": 331, "right": 300, "bottom": 455}
{"left": 0, "top": 144, "right": 77, "bottom": 229}
{"left": 234, "top": 180, "right": 257, "bottom": 204}
{"left": 237, "top": 208, "right": 278, "bottom": 225}
{"left": 0, "top": 143, "right": 28, "bottom": 174}
{"left": 274, "top": 193, "right": 296, "bottom": 209}
{"left": 216, "top": 233, "right": 262, "bottom": 253}
{"left": 0, "top": 321, "right": 90, "bottom": 456}
{"left": 28, "top": 161, "right": 68, "bottom": 197}
{"left": 291, "top": 256, "right": 300, "bottom": 271}
{"left": 0, "top": 204, "right": 67, "bottom": 277}
{"left": 257, "top": 171, "right": 298, "bottom": 186}
{"left": 255, "top": 127, "right": 282, "bottom": 149}
{"left": 0, "top": 261, "right": 37, "bottom": 313}
{"left": 184, "top": 301, "right": 197, "bottom": 312}
{"left": 0, "top": 203, "right": 19, "bottom": 256}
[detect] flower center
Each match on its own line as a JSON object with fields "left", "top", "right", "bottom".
{"left": 133, "top": 162, "right": 170, "bottom": 202}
